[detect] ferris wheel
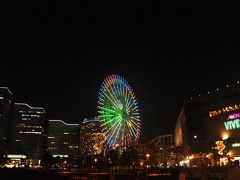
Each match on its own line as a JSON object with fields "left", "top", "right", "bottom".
{"left": 98, "top": 74, "right": 141, "bottom": 149}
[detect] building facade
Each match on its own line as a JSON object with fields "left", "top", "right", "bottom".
{"left": 79, "top": 117, "right": 104, "bottom": 156}
{"left": 8, "top": 103, "right": 46, "bottom": 163}
{"left": 175, "top": 83, "right": 240, "bottom": 166}
{"left": 47, "top": 120, "right": 79, "bottom": 158}
{"left": 0, "top": 87, "right": 12, "bottom": 156}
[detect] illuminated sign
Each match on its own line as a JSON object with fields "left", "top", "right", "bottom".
{"left": 209, "top": 105, "right": 240, "bottom": 117}
{"left": 215, "top": 141, "right": 225, "bottom": 155}
{"left": 52, "top": 154, "right": 69, "bottom": 158}
{"left": 7, "top": 154, "right": 26, "bottom": 159}
{"left": 224, "top": 113, "right": 240, "bottom": 130}
{"left": 232, "top": 143, "right": 240, "bottom": 147}
{"left": 228, "top": 113, "right": 240, "bottom": 120}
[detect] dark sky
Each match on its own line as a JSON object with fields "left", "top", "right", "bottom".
{"left": 1, "top": 1, "right": 240, "bottom": 141}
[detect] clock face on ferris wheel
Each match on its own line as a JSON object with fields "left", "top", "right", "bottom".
{"left": 98, "top": 74, "right": 141, "bottom": 149}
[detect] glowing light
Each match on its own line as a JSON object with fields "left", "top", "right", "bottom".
{"left": 189, "top": 155, "right": 193, "bottom": 160}
{"left": 127, "top": 121, "right": 132, "bottom": 127}
{"left": 209, "top": 105, "right": 240, "bottom": 117}
{"left": 7, "top": 154, "right": 26, "bottom": 159}
{"left": 224, "top": 119, "right": 240, "bottom": 130}
{"left": 98, "top": 75, "right": 141, "bottom": 149}
{"left": 5, "top": 163, "right": 15, "bottom": 168}
{"left": 146, "top": 153, "right": 150, "bottom": 159}
{"left": 215, "top": 141, "right": 225, "bottom": 155}
{"left": 222, "top": 133, "right": 229, "bottom": 140}
{"left": 232, "top": 143, "right": 240, "bottom": 147}
{"left": 228, "top": 113, "right": 240, "bottom": 120}
{"left": 227, "top": 151, "right": 232, "bottom": 156}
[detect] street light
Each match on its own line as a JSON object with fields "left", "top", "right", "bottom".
{"left": 146, "top": 153, "right": 150, "bottom": 159}
{"left": 222, "top": 133, "right": 229, "bottom": 140}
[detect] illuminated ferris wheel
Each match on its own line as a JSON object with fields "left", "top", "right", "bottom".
{"left": 98, "top": 74, "right": 141, "bottom": 149}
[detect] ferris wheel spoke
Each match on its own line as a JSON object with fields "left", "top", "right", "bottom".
{"left": 131, "top": 122, "right": 140, "bottom": 134}
{"left": 113, "top": 81, "right": 120, "bottom": 100}
{"left": 125, "top": 89, "right": 133, "bottom": 111}
{"left": 110, "top": 75, "right": 119, "bottom": 97}
{"left": 126, "top": 92, "right": 135, "bottom": 111}
{"left": 103, "top": 82, "right": 122, "bottom": 109}
{"left": 128, "top": 124, "right": 134, "bottom": 137}
{"left": 128, "top": 119, "right": 141, "bottom": 129}
{"left": 127, "top": 99, "right": 137, "bottom": 112}
{"left": 119, "top": 79, "right": 124, "bottom": 96}
{"left": 128, "top": 104, "right": 139, "bottom": 112}
{"left": 116, "top": 79, "right": 121, "bottom": 96}
{"left": 130, "top": 113, "right": 140, "bottom": 117}
{"left": 106, "top": 124, "right": 122, "bottom": 146}
{"left": 98, "top": 96, "right": 105, "bottom": 104}
{"left": 112, "top": 120, "right": 122, "bottom": 146}
{"left": 107, "top": 119, "right": 122, "bottom": 146}
{"left": 101, "top": 116, "right": 120, "bottom": 126}
{"left": 102, "top": 89, "right": 118, "bottom": 108}
{"left": 98, "top": 106, "right": 116, "bottom": 113}
{"left": 98, "top": 100, "right": 104, "bottom": 106}
{"left": 101, "top": 88, "right": 120, "bottom": 109}
{"left": 98, "top": 114, "right": 115, "bottom": 118}
{"left": 104, "top": 116, "right": 122, "bottom": 134}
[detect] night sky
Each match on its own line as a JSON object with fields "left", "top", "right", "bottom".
{"left": 1, "top": 2, "right": 240, "bottom": 142}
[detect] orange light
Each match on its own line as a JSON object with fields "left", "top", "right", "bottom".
{"left": 146, "top": 153, "right": 150, "bottom": 158}
{"left": 222, "top": 133, "right": 229, "bottom": 140}
{"left": 227, "top": 151, "right": 232, "bottom": 156}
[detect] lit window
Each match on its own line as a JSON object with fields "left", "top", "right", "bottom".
{"left": 18, "top": 131, "right": 41, "bottom": 134}
{"left": 48, "top": 136, "right": 55, "bottom": 139}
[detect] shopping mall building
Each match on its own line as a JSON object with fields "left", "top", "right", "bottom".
{"left": 175, "top": 82, "right": 240, "bottom": 167}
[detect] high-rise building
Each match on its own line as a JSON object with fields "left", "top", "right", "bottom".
{"left": 0, "top": 87, "right": 12, "bottom": 155}
{"left": 47, "top": 120, "right": 79, "bottom": 158}
{"left": 79, "top": 117, "right": 104, "bottom": 156}
{"left": 174, "top": 83, "right": 240, "bottom": 166}
{"left": 8, "top": 103, "right": 46, "bottom": 163}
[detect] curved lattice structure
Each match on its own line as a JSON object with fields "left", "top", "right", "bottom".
{"left": 98, "top": 74, "right": 141, "bottom": 149}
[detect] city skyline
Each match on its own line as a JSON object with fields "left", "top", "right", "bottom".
{"left": 1, "top": 62, "right": 240, "bottom": 142}
{"left": 2, "top": 2, "right": 240, "bottom": 178}
{"left": 2, "top": 1, "right": 240, "bottom": 141}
